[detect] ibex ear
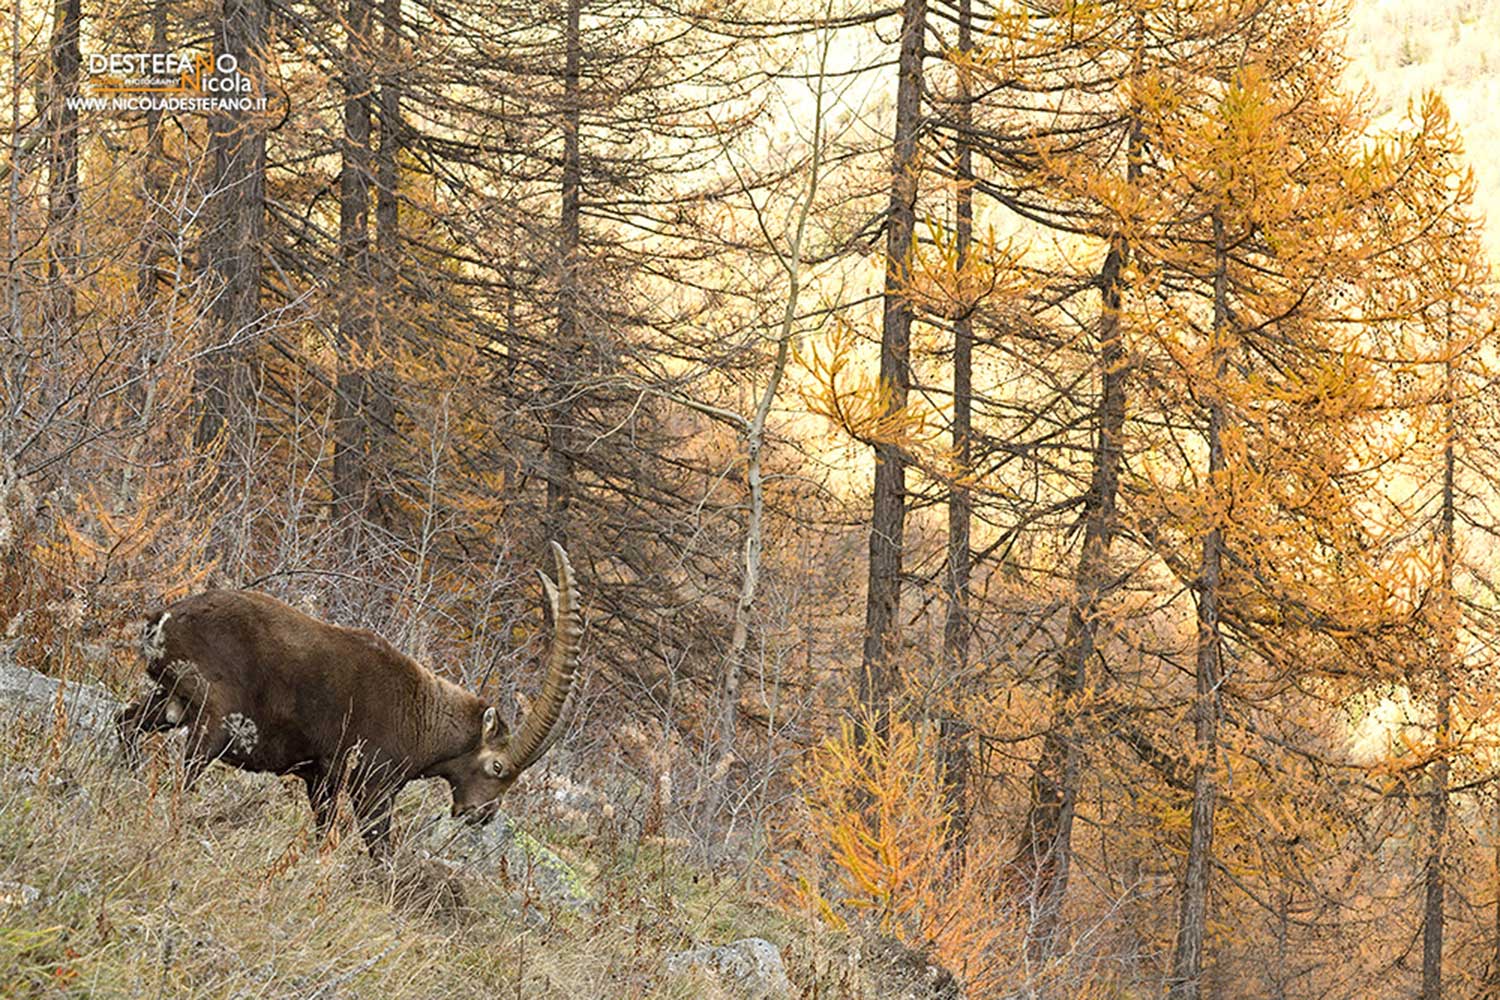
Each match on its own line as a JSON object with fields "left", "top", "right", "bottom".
{"left": 482, "top": 706, "right": 501, "bottom": 742}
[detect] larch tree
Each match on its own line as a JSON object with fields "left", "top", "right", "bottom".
{"left": 860, "top": 0, "right": 926, "bottom": 727}
{"left": 45, "top": 0, "right": 80, "bottom": 334}
{"left": 1134, "top": 8, "right": 1411, "bottom": 991}
{"left": 333, "top": 0, "right": 375, "bottom": 522}
{"left": 545, "top": 0, "right": 582, "bottom": 546}
{"left": 937, "top": 0, "right": 974, "bottom": 866}
{"left": 1359, "top": 94, "right": 1498, "bottom": 1000}
{"left": 930, "top": 0, "right": 1162, "bottom": 953}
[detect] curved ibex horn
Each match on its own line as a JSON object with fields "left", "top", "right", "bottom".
{"left": 490, "top": 541, "right": 582, "bottom": 779}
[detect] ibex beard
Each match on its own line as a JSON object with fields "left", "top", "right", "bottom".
{"left": 115, "top": 542, "right": 583, "bottom": 860}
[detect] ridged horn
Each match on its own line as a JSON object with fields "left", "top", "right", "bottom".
{"left": 492, "top": 541, "right": 583, "bottom": 778}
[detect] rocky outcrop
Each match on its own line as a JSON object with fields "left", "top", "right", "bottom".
{"left": 793, "top": 931, "right": 965, "bottom": 999}
{"left": 0, "top": 659, "right": 120, "bottom": 744}
{"left": 665, "top": 938, "right": 792, "bottom": 1000}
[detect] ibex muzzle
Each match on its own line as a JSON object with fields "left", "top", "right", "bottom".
{"left": 116, "top": 542, "right": 583, "bottom": 857}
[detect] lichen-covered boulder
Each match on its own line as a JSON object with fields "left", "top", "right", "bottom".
{"left": 665, "top": 937, "right": 792, "bottom": 1000}
{"left": 411, "top": 810, "right": 591, "bottom": 910}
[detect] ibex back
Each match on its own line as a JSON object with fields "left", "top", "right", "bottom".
{"left": 116, "top": 542, "right": 583, "bottom": 858}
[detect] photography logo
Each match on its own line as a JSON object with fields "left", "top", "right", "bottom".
{"left": 69, "top": 48, "right": 267, "bottom": 113}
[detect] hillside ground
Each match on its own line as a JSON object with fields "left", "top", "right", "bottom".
{"left": 0, "top": 661, "right": 860, "bottom": 999}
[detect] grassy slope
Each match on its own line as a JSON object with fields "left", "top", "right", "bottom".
{"left": 0, "top": 698, "right": 820, "bottom": 999}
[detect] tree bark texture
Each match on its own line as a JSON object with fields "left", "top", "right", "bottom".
{"left": 194, "top": 0, "right": 268, "bottom": 464}
{"left": 859, "top": 0, "right": 925, "bottom": 726}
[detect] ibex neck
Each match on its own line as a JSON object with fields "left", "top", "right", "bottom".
{"left": 414, "top": 674, "right": 487, "bottom": 774}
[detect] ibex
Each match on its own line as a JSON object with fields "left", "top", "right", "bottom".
{"left": 115, "top": 543, "right": 582, "bottom": 858}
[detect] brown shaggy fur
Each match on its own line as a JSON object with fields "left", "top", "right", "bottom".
{"left": 117, "top": 587, "right": 563, "bottom": 858}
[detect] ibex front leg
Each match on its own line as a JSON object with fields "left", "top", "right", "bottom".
{"left": 299, "top": 765, "right": 345, "bottom": 848}
{"left": 353, "top": 786, "right": 397, "bottom": 863}
{"left": 180, "top": 703, "right": 231, "bottom": 792}
{"left": 114, "top": 684, "right": 189, "bottom": 766}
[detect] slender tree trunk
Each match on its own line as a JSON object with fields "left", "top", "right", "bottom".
{"left": 334, "top": 0, "right": 374, "bottom": 520}
{"left": 547, "top": 0, "right": 582, "bottom": 546}
{"left": 368, "top": 0, "right": 401, "bottom": 510}
{"left": 1017, "top": 234, "right": 1127, "bottom": 954}
{"left": 1424, "top": 689, "right": 1451, "bottom": 1000}
{"left": 1166, "top": 209, "right": 1229, "bottom": 1000}
{"left": 194, "top": 0, "right": 267, "bottom": 466}
{"left": 1272, "top": 887, "right": 1290, "bottom": 1000}
{"left": 45, "top": 0, "right": 81, "bottom": 336}
{"left": 118, "top": 0, "right": 169, "bottom": 516}
{"left": 710, "top": 34, "right": 830, "bottom": 820}
{"left": 938, "top": 0, "right": 973, "bottom": 870}
{"left": 3, "top": 0, "right": 22, "bottom": 457}
{"left": 1016, "top": 42, "right": 1142, "bottom": 955}
{"left": 136, "top": 1, "right": 168, "bottom": 309}
{"left": 859, "top": 0, "right": 925, "bottom": 726}
{"left": 1490, "top": 794, "right": 1500, "bottom": 996}
{"left": 1423, "top": 313, "right": 1457, "bottom": 1000}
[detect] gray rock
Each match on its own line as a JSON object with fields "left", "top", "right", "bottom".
{"left": 0, "top": 880, "right": 40, "bottom": 906}
{"left": 665, "top": 938, "right": 792, "bottom": 1000}
{"left": 411, "top": 810, "right": 591, "bottom": 909}
{"left": 0, "top": 659, "right": 121, "bottom": 744}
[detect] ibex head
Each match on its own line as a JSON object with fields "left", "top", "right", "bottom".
{"left": 441, "top": 542, "right": 584, "bottom": 824}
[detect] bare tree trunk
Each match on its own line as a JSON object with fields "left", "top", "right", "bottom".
{"left": 1271, "top": 887, "right": 1290, "bottom": 1000}
{"left": 135, "top": 1, "right": 168, "bottom": 309}
{"left": 1490, "top": 794, "right": 1500, "bottom": 997}
{"left": 938, "top": 0, "right": 973, "bottom": 870}
{"left": 37, "top": 0, "right": 81, "bottom": 531}
{"left": 45, "top": 0, "right": 81, "bottom": 335}
{"left": 368, "top": 0, "right": 401, "bottom": 514}
{"left": 709, "top": 29, "right": 831, "bottom": 824}
{"left": 194, "top": 0, "right": 267, "bottom": 468}
{"left": 1421, "top": 768, "right": 1449, "bottom": 1000}
{"left": 547, "top": 0, "right": 582, "bottom": 546}
{"left": 1017, "top": 40, "right": 1142, "bottom": 954}
{"left": 1423, "top": 312, "right": 1458, "bottom": 1000}
{"left": 859, "top": 0, "right": 925, "bottom": 727}
{"left": 1167, "top": 209, "right": 1229, "bottom": 1000}
{"left": 121, "top": 0, "right": 166, "bottom": 512}
{"left": 334, "top": 0, "right": 374, "bottom": 520}
{"left": 3, "top": 0, "right": 24, "bottom": 461}
{"left": 1017, "top": 235, "right": 1127, "bottom": 955}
